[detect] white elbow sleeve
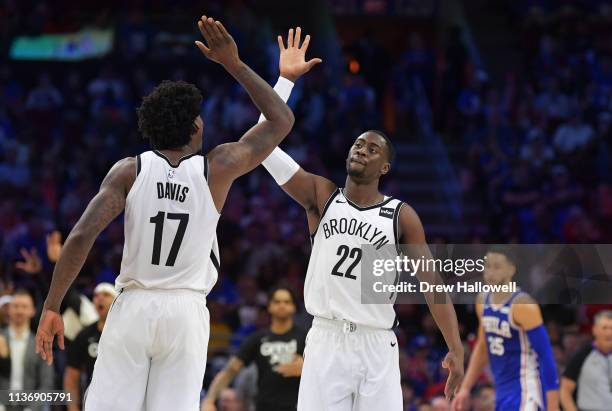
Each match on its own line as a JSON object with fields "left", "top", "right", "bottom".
{"left": 262, "top": 147, "right": 300, "bottom": 185}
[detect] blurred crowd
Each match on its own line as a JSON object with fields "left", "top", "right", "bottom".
{"left": 438, "top": 0, "right": 612, "bottom": 243}
{"left": 0, "top": 1, "right": 610, "bottom": 410}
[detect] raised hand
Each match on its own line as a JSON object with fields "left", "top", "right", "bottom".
{"left": 46, "top": 230, "right": 63, "bottom": 263}
{"left": 278, "top": 27, "right": 322, "bottom": 83}
{"left": 15, "top": 247, "right": 42, "bottom": 274}
{"left": 442, "top": 350, "right": 464, "bottom": 401}
{"left": 195, "top": 16, "right": 240, "bottom": 69}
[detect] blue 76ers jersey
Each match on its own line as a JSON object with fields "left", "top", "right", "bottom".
{"left": 482, "top": 291, "right": 544, "bottom": 411}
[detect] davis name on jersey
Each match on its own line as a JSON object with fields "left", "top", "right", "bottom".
{"left": 117, "top": 150, "right": 220, "bottom": 293}
{"left": 305, "top": 188, "right": 404, "bottom": 329}
{"left": 156, "top": 181, "right": 189, "bottom": 203}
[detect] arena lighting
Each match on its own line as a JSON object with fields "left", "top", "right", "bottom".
{"left": 10, "top": 28, "right": 114, "bottom": 61}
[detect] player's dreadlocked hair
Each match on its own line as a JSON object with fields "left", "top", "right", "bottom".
{"left": 137, "top": 80, "right": 203, "bottom": 150}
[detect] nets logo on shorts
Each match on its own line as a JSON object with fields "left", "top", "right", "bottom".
{"left": 379, "top": 207, "right": 394, "bottom": 219}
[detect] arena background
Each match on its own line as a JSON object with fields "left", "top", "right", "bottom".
{"left": 1, "top": 0, "right": 611, "bottom": 410}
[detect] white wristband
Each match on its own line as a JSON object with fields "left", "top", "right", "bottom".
{"left": 262, "top": 147, "right": 300, "bottom": 186}
{"left": 258, "top": 76, "right": 294, "bottom": 123}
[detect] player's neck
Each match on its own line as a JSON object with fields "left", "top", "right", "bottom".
{"left": 344, "top": 178, "right": 382, "bottom": 206}
{"left": 9, "top": 322, "right": 30, "bottom": 336}
{"left": 270, "top": 318, "right": 293, "bottom": 335}
{"left": 157, "top": 143, "right": 200, "bottom": 165}
{"left": 490, "top": 290, "right": 513, "bottom": 305}
{"left": 593, "top": 339, "right": 612, "bottom": 354}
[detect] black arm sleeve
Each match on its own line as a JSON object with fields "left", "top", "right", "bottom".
{"left": 563, "top": 343, "right": 592, "bottom": 382}
{"left": 66, "top": 329, "right": 87, "bottom": 369}
{"left": 236, "top": 331, "right": 261, "bottom": 366}
{"left": 297, "top": 328, "right": 307, "bottom": 356}
{"left": 0, "top": 357, "right": 10, "bottom": 378}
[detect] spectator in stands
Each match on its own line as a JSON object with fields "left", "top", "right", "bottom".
{"left": 0, "top": 296, "right": 12, "bottom": 328}
{"left": 202, "top": 286, "right": 306, "bottom": 411}
{"left": 471, "top": 385, "right": 495, "bottom": 411}
{"left": 553, "top": 111, "right": 595, "bottom": 156}
{"left": 560, "top": 310, "right": 612, "bottom": 411}
{"left": 430, "top": 396, "right": 450, "bottom": 411}
{"left": 535, "top": 78, "right": 571, "bottom": 121}
{"left": 217, "top": 388, "right": 245, "bottom": 411}
{"left": 0, "top": 290, "right": 54, "bottom": 410}
{"left": 25, "top": 73, "right": 63, "bottom": 111}
{"left": 64, "top": 283, "right": 117, "bottom": 411}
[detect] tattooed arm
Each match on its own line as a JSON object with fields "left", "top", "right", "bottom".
{"left": 36, "top": 157, "right": 135, "bottom": 364}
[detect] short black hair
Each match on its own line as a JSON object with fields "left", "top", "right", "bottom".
{"left": 268, "top": 284, "right": 298, "bottom": 306}
{"left": 366, "top": 129, "right": 396, "bottom": 166}
{"left": 137, "top": 80, "right": 202, "bottom": 150}
{"left": 487, "top": 245, "right": 517, "bottom": 266}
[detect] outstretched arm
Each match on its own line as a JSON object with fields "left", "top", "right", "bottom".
{"left": 452, "top": 303, "right": 488, "bottom": 411}
{"left": 201, "top": 357, "right": 244, "bottom": 411}
{"left": 194, "top": 16, "right": 294, "bottom": 211}
{"left": 399, "top": 204, "right": 464, "bottom": 400}
{"left": 513, "top": 297, "right": 560, "bottom": 411}
{"left": 257, "top": 27, "right": 335, "bottom": 230}
{"left": 36, "top": 157, "right": 135, "bottom": 364}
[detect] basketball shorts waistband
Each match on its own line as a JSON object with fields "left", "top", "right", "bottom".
{"left": 312, "top": 316, "right": 390, "bottom": 334}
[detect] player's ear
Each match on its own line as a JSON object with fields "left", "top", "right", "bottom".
{"left": 380, "top": 163, "right": 390, "bottom": 176}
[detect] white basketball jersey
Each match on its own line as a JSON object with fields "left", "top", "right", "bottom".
{"left": 305, "top": 188, "right": 404, "bottom": 329}
{"left": 117, "top": 150, "right": 220, "bottom": 293}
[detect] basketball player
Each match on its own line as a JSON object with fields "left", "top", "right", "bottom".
{"left": 34, "top": 16, "right": 304, "bottom": 411}
{"left": 255, "top": 28, "right": 464, "bottom": 410}
{"left": 451, "top": 247, "right": 560, "bottom": 411}
{"left": 202, "top": 286, "right": 307, "bottom": 411}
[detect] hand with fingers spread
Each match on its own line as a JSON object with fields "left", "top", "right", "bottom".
{"left": 442, "top": 350, "right": 465, "bottom": 402}
{"left": 195, "top": 16, "right": 240, "bottom": 69}
{"left": 15, "top": 247, "right": 43, "bottom": 275}
{"left": 35, "top": 308, "right": 65, "bottom": 365}
{"left": 46, "top": 230, "right": 63, "bottom": 263}
{"left": 278, "top": 27, "right": 322, "bottom": 83}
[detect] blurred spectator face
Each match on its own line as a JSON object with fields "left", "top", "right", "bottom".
{"left": 473, "top": 386, "right": 495, "bottom": 411}
{"left": 0, "top": 297, "right": 13, "bottom": 327}
{"left": 8, "top": 293, "right": 35, "bottom": 327}
{"left": 219, "top": 388, "right": 243, "bottom": 411}
{"left": 484, "top": 252, "right": 516, "bottom": 285}
{"left": 592, "top": 311, "right": 612, "bottom": 352}
{"left": 562, "top": 332, "right": 580, "bottom": 355}
{"left": 401, "top": 381, "right": 415, "bottom": 404}
{"left": 93, "top": 291, "right": 115, "bottom": 321}
{"left": 431, "top": 396, "right": 450, "bottom": 411}
{"left": 268, "top": 289, "right": 295, "bottom": 321}
{"left": 237, "top": 276, "right": 258, "bottom": 304}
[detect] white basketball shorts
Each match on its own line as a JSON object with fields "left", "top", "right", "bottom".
{"left": 84, "top": 287, "right": 210, "bottom": 411}
{"left": 298, "top": 317, "right": 402, "bottom": 411}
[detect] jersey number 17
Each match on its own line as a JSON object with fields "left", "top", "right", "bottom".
{"left": 149, "top": 211, "right": 189, "bottom": 266}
